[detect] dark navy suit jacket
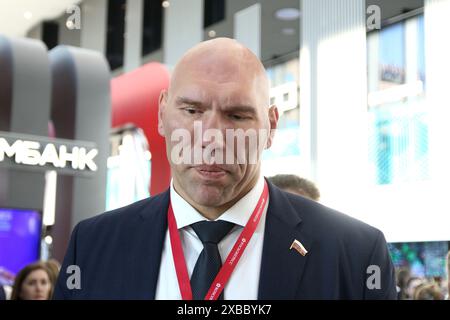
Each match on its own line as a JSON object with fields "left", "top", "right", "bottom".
{"left": 53, "top": 180, "right": 397, "bottom": 299}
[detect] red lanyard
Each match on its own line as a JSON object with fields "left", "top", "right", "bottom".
{"left": 168, "top": 180, "right": 269, "bottom": 300}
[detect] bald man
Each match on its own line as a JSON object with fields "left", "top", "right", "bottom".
{"left": 54, "top": 38, "right": 396, "bottom": 300}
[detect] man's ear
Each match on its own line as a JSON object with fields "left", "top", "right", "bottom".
{"left": 266, "top": 105, "right": 279, "bottom": 149}
{"left": 158, "top": 90, "right": 167, "bottom": 137}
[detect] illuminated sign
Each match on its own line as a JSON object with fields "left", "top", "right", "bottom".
{"left": 0, "top": 131, "right": 98, "bottom": 175}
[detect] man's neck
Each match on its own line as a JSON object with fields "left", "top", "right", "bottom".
{"left": 173, "top": 175, "right": 260, "bottom": 220}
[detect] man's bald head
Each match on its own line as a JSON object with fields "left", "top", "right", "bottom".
{"left": 169, "top": 37, "right": 270, "bottom": 107}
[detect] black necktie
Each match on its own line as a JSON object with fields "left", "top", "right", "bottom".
{"left": 190, "top": 220, "right": 235, "bottom": 300}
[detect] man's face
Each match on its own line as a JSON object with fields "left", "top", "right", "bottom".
{"left": 158, "top": 56, "right": 277, "bottom": 209}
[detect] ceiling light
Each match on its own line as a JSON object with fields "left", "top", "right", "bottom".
{"left": 208, "top": 30, "right": 216, "bottom": 38}
{"left": 44, "top": 235, "right": 53, "bottom": 245}
{"left": 274, "top": 8, "right": 301, "bottom": 21}
{"left": 162, "top": 1, "right": 170, "bottom": 8}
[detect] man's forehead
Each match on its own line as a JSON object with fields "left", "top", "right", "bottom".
{"left": 179, "top": 38, "right": 255, "bottom": 66}
{"left": 170, "top": 69, "right": 268, "bottom": 108}
{"left": 173, "top": 39, "right": 266, "bottom": 82}
{"left": 175, "top": 56, "right": 259, "bottom": 84}
{"left": 173, "top": 85, "right": 258, "bottom": 108}
{"left": 169, "top": 38, "right": 270, "bottom": 106}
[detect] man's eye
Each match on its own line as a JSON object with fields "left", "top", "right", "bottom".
{"left": 184, "top": 107, "right": 200, "bottom": 115}
{"left": 229, "top": 114, "right": 246, "bottom": 121}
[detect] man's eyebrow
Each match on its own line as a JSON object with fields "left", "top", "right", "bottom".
{"left": 223, "top": 105, "right": 257, "bottom": 114}
{"left": 175, "top": 96, "right": 204, "bottom": 107}
{"left": 175, "top": 97, "right": 256, "bottom": 114}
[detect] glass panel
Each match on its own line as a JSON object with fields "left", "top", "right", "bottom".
{"left": 264, "top": 58, "right": 300, "bottom": 161}
{"left": 367, "top": 15, "right": 427, "bottom": 185}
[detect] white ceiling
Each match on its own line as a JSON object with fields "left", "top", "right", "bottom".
{"left": 206, "top": 0, "right": 424, "bottom": 62}
{"left": 0, "top": 0, "right": 424, "bottom": 60}
{"left": 0, "top": 0, "right": 81, "bottom": 37}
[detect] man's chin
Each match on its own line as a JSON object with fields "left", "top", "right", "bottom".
{"left": 190, "top": 186, "right": 227, "bottom": 207}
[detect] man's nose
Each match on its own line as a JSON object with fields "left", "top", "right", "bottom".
{"left": 202, "top": 111, "right": 226, "bottom": 132}
{"left": 200, "top": 112, "right": 227, "bottom": 151}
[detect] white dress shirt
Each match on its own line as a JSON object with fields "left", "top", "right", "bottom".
{"left": 155, "top": 175, "right": 268, "bottom": 300}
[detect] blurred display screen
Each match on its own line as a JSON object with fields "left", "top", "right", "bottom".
{"left": 388, "top": 241, "right": 449, "bottom": 278}
{"left": 0, "top": 208, "right": 42, "bottom": 284}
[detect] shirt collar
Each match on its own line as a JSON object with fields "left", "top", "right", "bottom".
{"left": 170, "top": 175, "right": 265, "bottom": 229}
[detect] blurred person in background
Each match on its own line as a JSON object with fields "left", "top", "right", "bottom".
{"left": 446, "top": 250, "right": 450, "bottom": 299}
{"left": 405, "top": 277, "right": 425, "bottom": 300}
{"left": 268, "top": 174, "right": 320, "bottom": 201}
{"left": 431, "top": 276, "right": 447, "bottom": 299}
{"left": 0, "top": 285, "right": 5, "bottom": 300}
{"left": 0, "top": 267, "right": 15, "bottom": 300}
{"left": 413, "top": 282, "right": 444, "bottom": 300}
{"left": 0, "top": 284, "right": 12, "bottom": 300}
{"left": 395, "top": 267, "right": 411, "bottom": 300}
{"left": 44, "top": 259, "right": 61, "bottom": 286}
{"left": 11, "top": 262, "right": 54, "bottom": 300}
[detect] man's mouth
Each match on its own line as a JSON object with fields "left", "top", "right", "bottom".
{"left": 193, "top": 165, "right": 228, "bottom": 179}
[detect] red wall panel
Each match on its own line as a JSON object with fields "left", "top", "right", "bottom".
{"left": 111, "top": 62, "right": 171, "bottom": 195}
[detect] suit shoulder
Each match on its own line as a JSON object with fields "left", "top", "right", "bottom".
{"left": 76, "top": 190, "right": 169, "bottom": 233}
{"left": 283, "top": 190, "right": 383, "bottom": 243}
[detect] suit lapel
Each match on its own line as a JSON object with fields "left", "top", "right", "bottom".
{"left": 132, "top": 189, "right": 170, "bottom": 299}
{"left": 258, "top": 181, "right": 314, "bottom": 299}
